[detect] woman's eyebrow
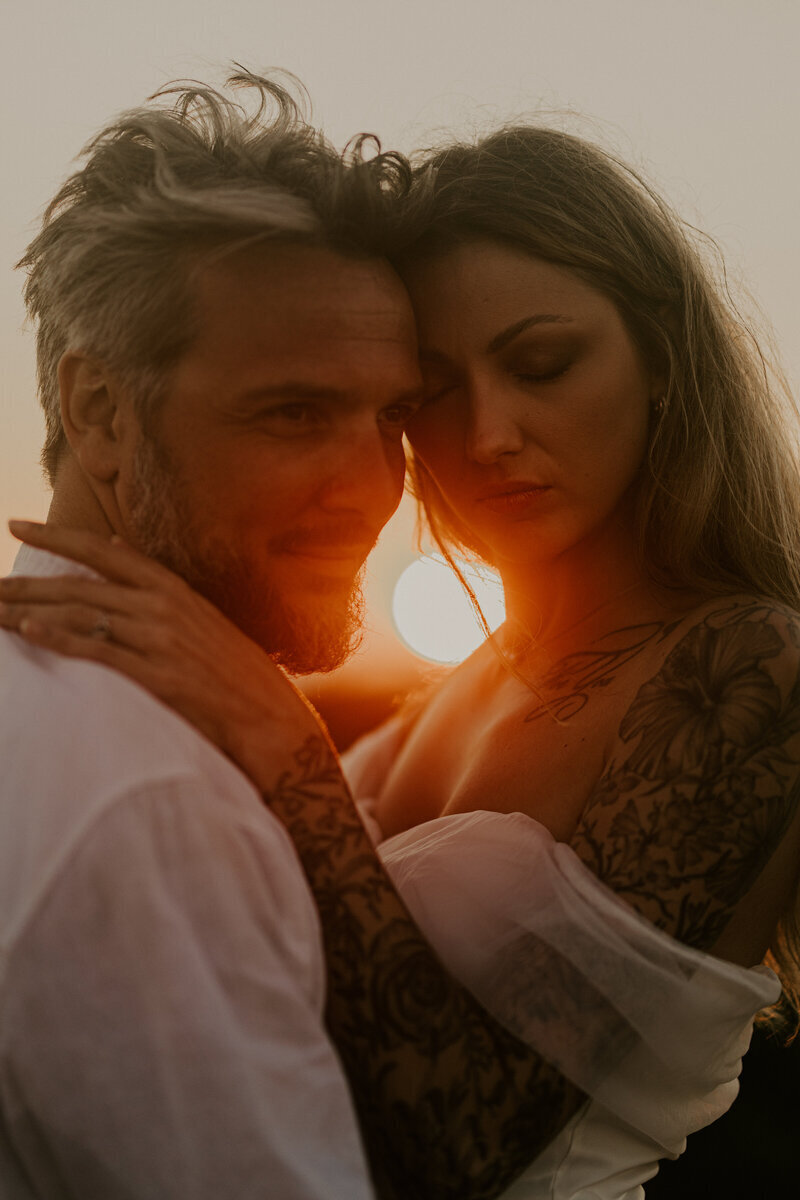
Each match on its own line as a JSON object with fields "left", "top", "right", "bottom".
{"left": 487, "top": 314, "right": 574, "bottom": 354}
{"left": 417, "top": 314, "right": 575, "bottom": 366}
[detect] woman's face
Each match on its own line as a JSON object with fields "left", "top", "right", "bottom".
{"left": 402, "top": 239, "right": 659, "bottom": 573}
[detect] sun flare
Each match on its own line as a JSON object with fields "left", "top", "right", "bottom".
{"left": 391, "top": 554, "right": 506, "bottom": 664}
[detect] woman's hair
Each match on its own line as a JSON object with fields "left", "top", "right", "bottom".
{"left": 395, "top": 125, "right": 800, "bottom": 1030}
{"left": 18, "top": 69, "right": 410, "bottom": 483}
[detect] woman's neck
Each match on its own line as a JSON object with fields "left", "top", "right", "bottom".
{"left": 496, "top": 519, "right": 666, "bottom": 651}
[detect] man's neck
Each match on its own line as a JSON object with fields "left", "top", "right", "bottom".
{"left": 46, "top": 456, "right": 116, "bottom": 536}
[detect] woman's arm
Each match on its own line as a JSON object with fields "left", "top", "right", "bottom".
{"left": 571, "top": 596, "right": 800, "bottom": 955}
{"left": 0, "top": 522, "right": 584, "bottom": 1200}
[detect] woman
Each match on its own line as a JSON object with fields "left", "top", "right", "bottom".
{"left": 3, "top": 125, "right": 798, "bottom": 1198}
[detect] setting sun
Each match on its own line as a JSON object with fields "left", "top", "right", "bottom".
{"left": 391, "top": 554, "right": 506, "bottom": 664}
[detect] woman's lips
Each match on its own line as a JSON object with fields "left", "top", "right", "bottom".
{"left": 477, "top": 484, "right": 552, "bottom": 514}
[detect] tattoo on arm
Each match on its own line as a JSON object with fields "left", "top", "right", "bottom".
{"left": 264, "top": 737, "right": 584, "bottom": 1200}
{"left": 571, "top": 600, "right": 800, "bottom": 949}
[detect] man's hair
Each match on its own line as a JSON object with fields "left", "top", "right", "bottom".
{"left": 18, "top": 69, "right": 411, "bottom": 482}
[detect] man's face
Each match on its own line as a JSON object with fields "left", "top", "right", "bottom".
{"left": 119, "top": 245, "right": 422, "bottom": 673}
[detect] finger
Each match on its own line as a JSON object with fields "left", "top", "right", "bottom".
{"left": 7, "top": 521, "right": 186, "bottom": 594}
{"left": 0, "top": 574, "right": 164, "bottom": 616}
{"left": 15, "top": 615, "right": 167, "bottom": 691}
{"left": 0, "top": 601, "right": 148, "bottom": 648}
{"left": 0, "top": 601, "right": 94, "bottom": 634}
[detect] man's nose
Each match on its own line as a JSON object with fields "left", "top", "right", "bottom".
{"left": 464, "top": 387, "right": 525, "bottom": 465}
{"left": 318, "top": 421, "right": 405, "bottom": 522}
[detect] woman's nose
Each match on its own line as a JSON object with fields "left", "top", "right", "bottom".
{"left": 465, "top": 388, "right": 525, "bottom": 464}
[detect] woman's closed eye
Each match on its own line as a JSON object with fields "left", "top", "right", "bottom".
{"left": 418, "top": 372, "right": 460, "bottom": 405}
{"left": 510, "top": 359, "right": 572, "bottom": 386}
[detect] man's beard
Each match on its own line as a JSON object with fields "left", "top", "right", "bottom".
{"left": 126, "top": 437, "right": 365, "bottom": 674}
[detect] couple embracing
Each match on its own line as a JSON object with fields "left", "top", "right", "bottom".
{"left": 0, "top": 68, "right": 797, "bottom": 1200}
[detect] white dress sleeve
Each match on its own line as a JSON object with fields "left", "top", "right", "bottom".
{"left": 343, "top": 726, "right": 781, "bottom": 1160}
{"left": 378, "top": 810, "right": 779, "bottom": 1155}
{"left": 0, "top": 780, "right": 373, "bottom": 1200}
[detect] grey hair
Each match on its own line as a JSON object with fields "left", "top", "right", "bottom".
{"left": 18, "top": 69, "right": 411, "bottom": 481}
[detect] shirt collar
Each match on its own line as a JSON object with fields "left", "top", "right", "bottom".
{"left": 10, "top": 543, "right": 101, "bottom": 581}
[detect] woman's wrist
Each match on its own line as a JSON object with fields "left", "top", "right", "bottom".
{"left": 207, "top": 659, "right": 331, "bottom": 794}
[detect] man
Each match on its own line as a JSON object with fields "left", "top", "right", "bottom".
{"left": 0, "top": 71, "right": 578, "bottom": 1200}
{"left": 0, "top": 71, "right": 423, "bottom": 1200}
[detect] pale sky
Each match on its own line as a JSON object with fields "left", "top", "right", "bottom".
{"left": 2, "top": 0, "right": 798, "bottom": 589}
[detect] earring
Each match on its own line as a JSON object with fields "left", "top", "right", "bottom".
{"left": 652, "top": 394, "right": 667, "bottom": 416}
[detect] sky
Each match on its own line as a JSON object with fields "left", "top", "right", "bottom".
{"left": 2, "top": 0, "right": 798, "bottom": 650}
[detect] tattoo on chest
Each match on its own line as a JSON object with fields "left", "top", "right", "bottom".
{"left": 570, "top": 598, "right": 800, "bottom": 951}
{"left": 524, "top": 619, "right": 681, "bottom": 723}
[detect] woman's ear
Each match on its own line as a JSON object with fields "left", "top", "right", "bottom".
{"left": 58, "top": 352, "right": 129, "bottom": 483}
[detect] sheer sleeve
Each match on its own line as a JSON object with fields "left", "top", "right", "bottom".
{"left": 376, "top": 809, "right": 780, "bottom": 1156}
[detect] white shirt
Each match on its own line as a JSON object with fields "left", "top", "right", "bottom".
{"left": 0, "top": 546, "right": 374, "bottom": 1200}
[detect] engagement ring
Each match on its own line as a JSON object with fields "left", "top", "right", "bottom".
{"left": 91, "top": 611, "right": 112, "bottom": 640}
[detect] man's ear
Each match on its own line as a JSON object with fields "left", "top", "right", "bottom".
{"left": 58, "top": 352, "right": 130, "bottom": 482}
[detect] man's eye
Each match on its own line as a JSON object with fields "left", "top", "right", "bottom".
{"left": 380, "top": 402, "right": 423, "bottom": 428}
{"left": 264, "top": 403, "right": 320, "bottom": 428}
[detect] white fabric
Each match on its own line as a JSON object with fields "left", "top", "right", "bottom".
{"left": 345, "top": 722, "right": 781, "bottom": 1200}
{"left": 0, "top": 546, "right": 373, "bottom": 1200}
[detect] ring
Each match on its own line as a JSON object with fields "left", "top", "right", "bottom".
{"left": 91, "top": 611, "right": 112, "bottom": 640}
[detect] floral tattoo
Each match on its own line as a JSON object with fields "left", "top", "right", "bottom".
{"left": 524, "top": 619, "right": 682, "bottom": 723}
{"left": 571, "top": 599, "right": 800, "bottom": 949}
{"left": 259, "top": 597, "right": 800, "bottom": 1194}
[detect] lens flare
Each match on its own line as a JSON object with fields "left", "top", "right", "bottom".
{"left": 391, "top": 554, "right": 505, "bottom": 664}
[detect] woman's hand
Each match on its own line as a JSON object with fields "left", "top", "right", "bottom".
{"left": 0, "top": 520, "right": 327, "bottom": 791}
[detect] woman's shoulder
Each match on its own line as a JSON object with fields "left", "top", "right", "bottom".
{"left": 658, "top": 592, "right": 800, "bottom": 747}
{"left": 615, "top": 589, "right": 800, "bottom": 799}
{"left": 673, "top": 589, "right": 800, "bottom": 636}
{"left": 570, "top": 588, "right": 800, "bottom": 954}
{"left": 654, "top": 588, "right": 800, "bottom": 696}
{"left": 618, "top": 590, "right": 800, "bottom": 722}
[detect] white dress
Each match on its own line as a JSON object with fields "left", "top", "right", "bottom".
{"left": 344, "top": 727, "right": 781, "bottom": 1200}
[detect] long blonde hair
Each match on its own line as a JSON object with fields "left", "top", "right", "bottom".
{"left": 396, "top": 125, "right": 800, "bottom": 1029}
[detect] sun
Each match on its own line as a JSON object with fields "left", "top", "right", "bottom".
{"left": 391, "top": 554, "right": 506, "bottom": 664}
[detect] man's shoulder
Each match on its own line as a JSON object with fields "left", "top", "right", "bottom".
{"left": 0, "top": 627, "right": 241, "bottom": 786}
{"left": 0, "top": 630, "right": 284, "bottom": 936}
